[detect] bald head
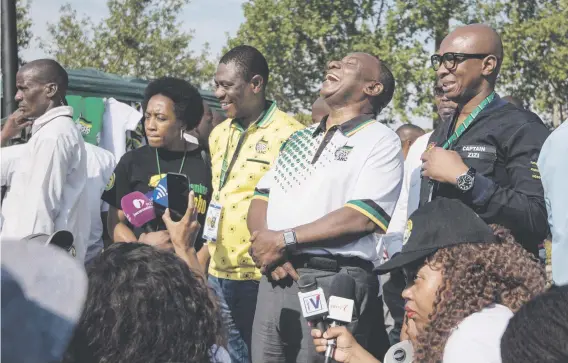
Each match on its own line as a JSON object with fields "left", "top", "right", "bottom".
{"left": 20, "top": 59, "right": 69, "bottom": 95}
{"left": 311, "top": 97, "right": 330, "bottom": 124}
{"left": 440, "top": 24, "right": 503, "bottom": 81}
{"left": 436, "top": 24, "right": 503, "bottom": 105}
{"left": 396, "top": 124, "right": 426, "bottom": 159}
{"left": 442, "top": 24, "right": 503, "bottom": 59}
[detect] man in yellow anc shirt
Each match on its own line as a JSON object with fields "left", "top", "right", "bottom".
{"left": 199, "top": 45, "right": 303, "bottom": 363}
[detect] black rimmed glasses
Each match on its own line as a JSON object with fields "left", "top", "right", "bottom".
{"left": 431, "top": 52, "right": 491, "bottom": 71}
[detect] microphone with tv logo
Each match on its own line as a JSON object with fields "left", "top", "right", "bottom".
{"left": 384, "top": 340, "right": 414, "bottom": 363}
{"left": 324, "top": 274, "right": 357, "bottom": 363}
{"left": 297, "top": 274, "right": 328, "bottom": 333}
{"left": 121, "top": 192, "right": 156, "bottom": 230}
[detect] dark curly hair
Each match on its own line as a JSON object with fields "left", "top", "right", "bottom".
{"left": 414, "top": 225, "right": 546, "bottom": 362}
{"left": 63, "top": 243, "right": 225, "bottom": 363}
{"left": 143, "top": 76, "right": 204, "bottom": 130}
{"left": 501, "top": 284, "right": 568, "bottom": 363}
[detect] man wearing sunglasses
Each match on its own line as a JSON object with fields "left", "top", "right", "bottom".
{"left": 419, "top": 24, "right": 550, "bottom": 256}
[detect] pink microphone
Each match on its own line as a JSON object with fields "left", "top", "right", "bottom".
{"left": 121, "top": 192, "right": 156, "bottom": 227}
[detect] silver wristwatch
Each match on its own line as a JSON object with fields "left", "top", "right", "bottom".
{"left": 456, "top": 167, "right": 476, "bottom": 192}
{"left": 283, "top": 229, "right": 298, "bottom": 252}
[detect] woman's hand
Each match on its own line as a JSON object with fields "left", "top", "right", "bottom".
{"left": 311, "top": 326, "right": 378, "bottom": 363}
{"left": 402, "top": 314, "right": 419, "bottom": 349}
{"left": 162, "top": 191, "right": 203, "bottom": 275}
{"left": 162, "top": 191, "right": 200, "bottom": 252}
{"left": 138, "top": 231, "right": 172, "bottom": 250}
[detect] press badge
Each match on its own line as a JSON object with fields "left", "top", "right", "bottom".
{"left": 203, "top": 202, "right": 222, "bottom": 242}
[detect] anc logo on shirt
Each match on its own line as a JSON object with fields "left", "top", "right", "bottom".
{"left": 105, "top": 173, "right": 115, "bottom": 191}
{"left": 403, "top": 219, "right": 413, "bottom": 246}
{"left": 148, "top": 174, "right": 168, "bottom": 188}
{"left": 255, "top": 138, "right": 268, "bottom": 154}
{"left": 335, "top": 145, "right": 354, "bottom": 161}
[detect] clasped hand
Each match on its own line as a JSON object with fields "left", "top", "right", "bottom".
{"left": 248, "top": 230, "right": 298, "bottom": 281}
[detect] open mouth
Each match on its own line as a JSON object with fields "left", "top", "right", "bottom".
{"left": 220, "top": 102, "right": 233, "bottom": 110}
{"left": 325, "top": 73, "right": 340, "bottom": 82}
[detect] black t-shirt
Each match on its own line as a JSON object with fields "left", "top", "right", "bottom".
{"left": 419, "top": 96, "right": 550, "bottom": 254}
{"left": 102, "top": 145, "right": 212, "bottom": 250}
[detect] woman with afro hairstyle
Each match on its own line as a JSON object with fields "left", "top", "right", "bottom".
{"left": 311, "top": 198, "right": 545, "bottom": 363}
{"left": 102, "top": 76, "right": 212, "bottom": 255}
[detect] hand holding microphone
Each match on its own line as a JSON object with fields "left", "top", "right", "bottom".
{"left": 120, "top": 191, "right": 171, "bottom": 250}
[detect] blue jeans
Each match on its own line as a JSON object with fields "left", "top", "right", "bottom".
{"left": 209, "top": 275, "right": 259, "bottom": 363}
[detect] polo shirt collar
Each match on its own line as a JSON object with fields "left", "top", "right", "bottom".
{"left": 312, "top": 114, "right": 376, "bottom": 137}
{"left": 230, "top": 100, "right": 278, "bottom": 131}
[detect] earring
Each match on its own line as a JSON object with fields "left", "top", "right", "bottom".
{"left": 180, "top": 129, "right": 185, "bottom": 140}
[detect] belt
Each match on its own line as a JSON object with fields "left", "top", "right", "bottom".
{"left": 289, "top": 254, "right": 373, "bottom": 273}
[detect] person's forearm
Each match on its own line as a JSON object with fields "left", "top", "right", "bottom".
{"left": 197, "top": 245, "right": 210, "bottom": 276}
{"left": 175, "top": 246, "right": 204, "bottom": 278}
{"left": 112, "top": 222, "right": 138, "bottom": 242}
{"left": 248, "top": 198, "right": 268, "bottom": 234}
{"left": 0, "top": 134, "right": 11, "bottom": 147}
{"left": 295, "top": 207, "right": 376, "bottom": 248}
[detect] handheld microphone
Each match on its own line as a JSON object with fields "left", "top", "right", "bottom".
{"left": 383, "top": 340, "right": 414, "bottom": 363}
{"left": 324, "top": 274, "right": 357, "bottom": 363}
{"left": 297, "top": 274, "right": 328, "bottom": 333}
{"left": 121, "top": 192, "right": 156, "bottom": 228}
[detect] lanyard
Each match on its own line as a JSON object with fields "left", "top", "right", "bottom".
{"left": 218, "top": 125, "right": 253, "bottom": 195}
{"left": 442, "top": 91, "right": 495, "bottom": 150}
{"left": 155, "top": 148, "right": 187, "bottom": 176}
{"left": 217, "top": 109, "right": 268, "bottom": 198}
{"left": 425, "top": 91, "right": 495, "bottom": 204}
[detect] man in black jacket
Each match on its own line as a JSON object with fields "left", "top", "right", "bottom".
{"left": 420, "top": 24, "right": 549, "bottom": 255}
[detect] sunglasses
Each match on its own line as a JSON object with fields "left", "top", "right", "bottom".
{"left": 430, "top": 52, "right": 491, "bottom": 71}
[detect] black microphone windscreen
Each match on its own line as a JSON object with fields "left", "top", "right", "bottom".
{"left": 328, "top": 273, "right": 357, "bottom": 300}
{"left": 297, "top": 274, "right": 318, "bottom": 293}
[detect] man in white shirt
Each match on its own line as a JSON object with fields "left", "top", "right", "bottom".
{"left": 85, "top": 144, "right": 116, "bottom": 263}
{"left": 248, "top": 52, "right": 402, "bottom": 362}
{"left": 1, "top": 59, "right": 89, "bottom": 261}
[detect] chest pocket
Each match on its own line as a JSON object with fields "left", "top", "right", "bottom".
{"left": 457, "top": 145, "right": 497, "bottom": 175}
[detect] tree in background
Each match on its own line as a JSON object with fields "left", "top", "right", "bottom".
{"left": 499, "top": 0, "right": 567, "bottom": 127}
{"left": 227, "top": 0, "right": 430, "bottom": 124}
{"left": 41, "top": 0, "right": 215, "bottom": 85}
{"left": 16, "top": 0, "right": 33, "bottom": 65}
{"left": 229, "top": 0, "right": 566, "bottom": 126}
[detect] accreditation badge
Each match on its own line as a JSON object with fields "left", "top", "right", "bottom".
{"left": 202, "top": 202, "right": 223, "bottom": 242}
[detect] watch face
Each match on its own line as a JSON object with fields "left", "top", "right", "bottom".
{"left": 457, "top": 174, "right": 474, "bottom": 191}
{"left": 284, "top": 231, "right": 295, "bottom": 244}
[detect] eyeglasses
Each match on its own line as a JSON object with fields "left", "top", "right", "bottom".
{"left": 430, "top": 52, "right": 491, "bottom": 71}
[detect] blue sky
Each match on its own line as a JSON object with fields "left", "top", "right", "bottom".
{"left": 21, "top": 0, "right": 247, "bottom": 62}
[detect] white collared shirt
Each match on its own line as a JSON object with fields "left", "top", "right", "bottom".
{"left": 84, "top": 144, "right": 116, "bottom": 263}
{"left": 255, "top": 117, "right": 403, "bottom": 261}
{"left": 380, "top": 132, "right": 432, "bottom": 260}
{"left": 1, "top": 106, "right": 90, "bottom": 261}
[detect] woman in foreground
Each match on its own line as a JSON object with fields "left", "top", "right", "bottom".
{"left": 312, "top": 198, "right": 545, "bottom": 363}
{"left": 64, "top": 192, "right": 229, "bottom": 363}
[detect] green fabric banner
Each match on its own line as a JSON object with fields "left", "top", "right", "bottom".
{"left": 66, "top": 95, "right": 104, "bottom": 145}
